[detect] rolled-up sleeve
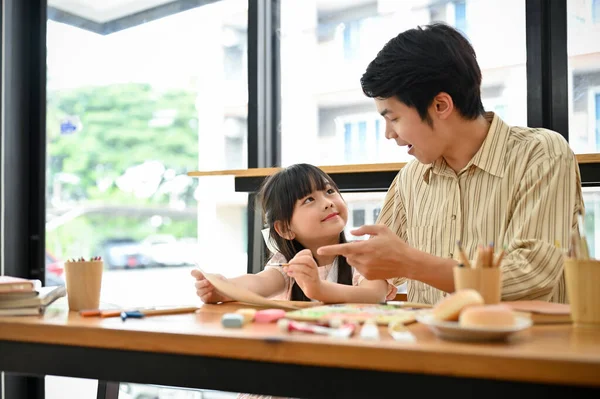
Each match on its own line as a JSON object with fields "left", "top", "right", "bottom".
{"left": 500, "top": 154, "right": 583, "bottom": 301}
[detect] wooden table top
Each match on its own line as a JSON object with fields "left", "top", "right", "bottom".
{"left": 1, "top": 300, "right": 599, "bottom": 388}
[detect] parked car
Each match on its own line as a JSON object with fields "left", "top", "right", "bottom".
{"left": 141, "top": 235, "right": 199, "bottom": 267}
{"left": 96, "top": 238, "right": 151, "bottom": 270}
{"left": 141, "top": 234, "right": 183, "bottom": 267}
{"left": 45, "top": 251, "right": 65, "bottom": 286}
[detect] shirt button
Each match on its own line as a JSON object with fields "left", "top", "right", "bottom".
{"left": 451, "top": 215, "right": 456, "bottom": 220}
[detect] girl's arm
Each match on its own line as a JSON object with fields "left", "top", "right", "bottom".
{"left": 228, "top": 268, "right": 287, "bottom": 298}
{"left": 312, "top": 279, "right": 389, "bottom": 304}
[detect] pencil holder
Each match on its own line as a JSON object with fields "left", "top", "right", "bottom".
{"left": 64, "top": 260, "right": 104, "bottom": 311}
{"left": 453, "top": 266, "right": 502, "bottom": 304}
{"left": 564, "top": 258, "right": 600, "bottom": 327}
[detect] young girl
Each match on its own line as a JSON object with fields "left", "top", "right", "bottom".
{"left": 191, "top": 163, "right": 397, "bottom": 304}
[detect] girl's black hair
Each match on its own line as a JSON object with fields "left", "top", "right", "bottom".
{"left": 257, "top": 163, "right": 353, "bottom": 301}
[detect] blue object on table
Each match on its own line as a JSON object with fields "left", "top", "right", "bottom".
{"left": 221, "top": 313, "right": 244, "bottom": 328}
{"left": 121, "top": 310, "right": 144, "bottom": 321}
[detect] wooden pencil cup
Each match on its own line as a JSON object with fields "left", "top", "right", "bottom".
{"left": 564, "top": 258, "right": 600, "bottom": 327}
{"left": 453, "top": 266, "right": 502, "bottom": 304}
{"left": 64, "top": 260, "right": 104, "bottom": 311}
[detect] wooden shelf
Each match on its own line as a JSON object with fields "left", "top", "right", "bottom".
{"left": 188, "top": 153, "right": 600, "bottom": 178}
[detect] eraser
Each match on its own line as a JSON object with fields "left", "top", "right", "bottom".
{"left": 254, "top": 309, "right": 286, "bottom": 323}
{"left": 221, "top": 313, "right": 244, "bottom": 328}
{"left": 236, "top": 308, "right": 257, "bottom": 324}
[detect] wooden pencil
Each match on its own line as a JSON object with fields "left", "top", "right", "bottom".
{"left": 494, "top": 248, "right": 506, "bottom": 268}
{"left": 455, "top": 241, "right": 472, "bottom": 269}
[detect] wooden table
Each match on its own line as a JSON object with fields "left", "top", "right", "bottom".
{"left": 1, "top": 301, "right": 599, "bottom": 398}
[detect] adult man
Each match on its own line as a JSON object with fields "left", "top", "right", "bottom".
{"left": 318, "top": 23, "right": 584, "bottom": 304}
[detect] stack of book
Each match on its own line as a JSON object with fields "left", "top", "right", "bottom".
{"left": 0, "top": 276, "right": 66, "bottom": 316}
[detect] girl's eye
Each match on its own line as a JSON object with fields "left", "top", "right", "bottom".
{"left": 390, "top": 118, "right": 398, "bottom": 123}
{"left": 302, "top": 197, "right": 314, "bottom": 204}
{"left": 326, "top": 188, "right": 336, "bottom": 194}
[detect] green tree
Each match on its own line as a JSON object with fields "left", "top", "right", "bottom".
{"left": 46, "top": 83, "right": 199, "bottom": 257}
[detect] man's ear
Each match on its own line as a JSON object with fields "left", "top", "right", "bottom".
{"left": 274, "top": 221, "right": 295, "bottom": 240}
{"left": 432, "top": 92, "right": 454, "bottom": 119}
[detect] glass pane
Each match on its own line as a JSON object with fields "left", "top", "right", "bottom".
{"left": 342, "top": 192, "right": 386, "bottom": 238}
{"left": 46, "top": 0, "right": 247, "bottom": 397}
{"left": 118, "top": 384, "right": 238, "bottom": 398}
{"left": 567, "top": 0, "right": 600, "bottom": 153}
{"left": 280, "top": 0, "right": 527, "bottom": 166}
{"left": 582, "top": 187, "right": 600, "bottom": 258}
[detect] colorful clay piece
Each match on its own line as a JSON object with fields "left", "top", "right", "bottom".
{"left": 254, "top": 308, "right": 286, "bottom": 323}
{"left": 236, "top": 308, "right": 257, "bottom": 324}
{"left": 221, "top": 313, "right": 244, "bottom": 328}
{"left": 285, "top": 303, "right": 417, "bottom": 325}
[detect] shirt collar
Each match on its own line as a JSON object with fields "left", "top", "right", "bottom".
{"left": 423, "top": 112, "right": 509, "bottom": 183}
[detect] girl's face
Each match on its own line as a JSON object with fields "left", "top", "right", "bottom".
{"left": 285, "top": 184, "right": 348, "bottom": 247}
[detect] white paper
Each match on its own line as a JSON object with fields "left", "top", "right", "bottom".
{"left": 196, "top": 265, "right": 300, "bottom": 310}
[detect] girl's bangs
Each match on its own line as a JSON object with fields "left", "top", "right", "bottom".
{"left": 286, "top": 165, "right": 336, "bottom": 201}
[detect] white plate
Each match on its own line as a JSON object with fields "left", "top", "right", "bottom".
{"left": 416, "top": 311, "right": 532, "bottom": 342}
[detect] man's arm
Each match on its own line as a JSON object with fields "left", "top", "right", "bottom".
{"left": 396, "top": 152, "right": 582, "bottom": 298}
{"left": 319, "top": 152, "right": 582, "bottom": 301}
{"left": 493, "top": 153, "right": 582, "bottom": 300}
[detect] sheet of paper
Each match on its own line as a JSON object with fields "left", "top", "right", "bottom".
{"left": 196, "top": 266, "right": 301, "bottom": 310}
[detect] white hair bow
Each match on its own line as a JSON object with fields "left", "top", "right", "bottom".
{"left": 261, "top": 227, "right": 279, "bottom": 254}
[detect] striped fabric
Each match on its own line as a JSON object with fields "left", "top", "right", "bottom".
{"left": 379, "top": 112, "right": 584, "bottom": 304}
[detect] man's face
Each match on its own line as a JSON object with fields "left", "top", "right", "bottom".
{"left": 374, "top": 97, "right": 443, "bottom": 165}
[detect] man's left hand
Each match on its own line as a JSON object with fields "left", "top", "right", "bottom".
{"left": 317, "top": 224, "right": 412, "bottom": 280}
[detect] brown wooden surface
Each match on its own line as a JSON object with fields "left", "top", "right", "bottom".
{"left": 187, "top": 153, "right": 600, "bottom": 178}
{"left": 1, "top": 300, "right": 599, "bottom": 387}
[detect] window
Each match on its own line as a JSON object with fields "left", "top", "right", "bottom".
{"left": 337, "top": 114, "right": 399, "bottom": 164}
{"left": 352, "top": 208, "right": 366, "bottom": 227}
{"left": 593, "top": 0, "right": 600, "bottom": 24}
{"left": 588, "top": 89, "right": 600, "bottom": 149}
{"left": 430, "top": 0, "right": 468, "bottom": 37}
{"left": 45, "top": 1, "right": 247, "bottom": 397}
{"left": 567, "top": 1, "right": 600, "bottom": 153}
{"left": 343, "top": 192, "right": 388, "bottom": 238}
{"left": 373, "top": 207, "right": 381, "bottom": 222}
{"left": 343, "top": 120, "right": 367, "bottom": 162}
{"left": 454, "top": 1, "right": 468, "bottom": 35}
{"left": 343, "top": 20, "right": 361, "bottom": 60}
{"left": 583, "top": 188, "right": 600, "bottom": 258}
{"left": 280, "top": 0, "right": 527, "bottom": 166}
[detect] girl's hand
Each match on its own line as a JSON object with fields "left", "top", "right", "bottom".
{"left": 190, "top": 269, "right": 231, "bottom": 304}
{"left": 284, "top": 249, "right": 322, "bottom": 299}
